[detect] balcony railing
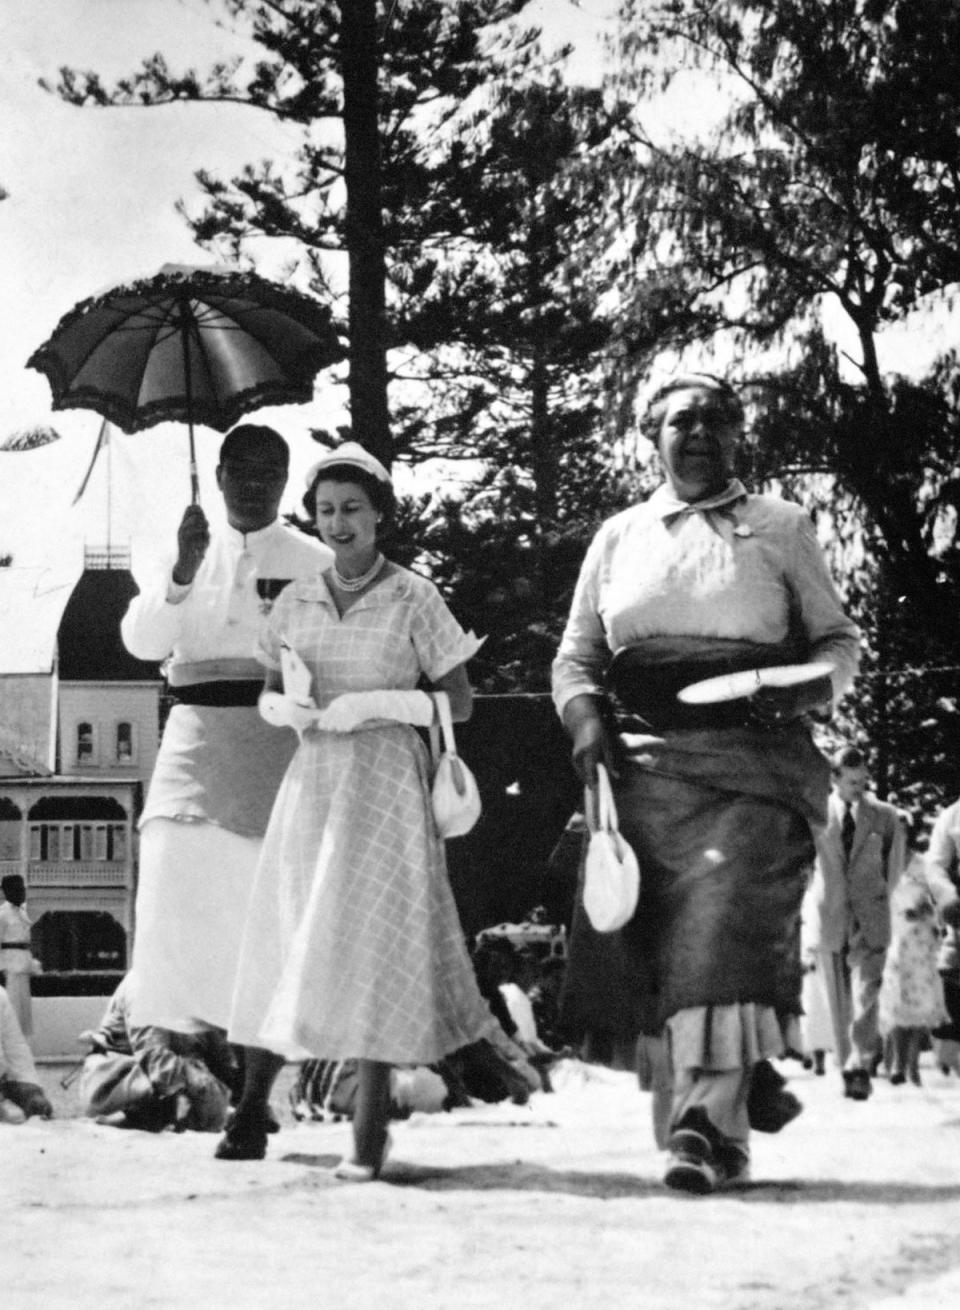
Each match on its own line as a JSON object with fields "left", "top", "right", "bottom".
{"left": 27, "top": 862, "right": 131, "bottom": 888}
{"left": 84, "top": 544, "right": 131, "bottom": 570}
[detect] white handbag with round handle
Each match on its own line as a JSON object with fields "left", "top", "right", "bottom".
{"left": 583, "top": 763, "right": 640, "bottom": 933}
{"left": 429, "top": 691, "right": 482, "bottom": 839}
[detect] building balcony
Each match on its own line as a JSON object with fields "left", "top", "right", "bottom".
{"left": 27, "top": 861, "right": 131, "bottom": 888}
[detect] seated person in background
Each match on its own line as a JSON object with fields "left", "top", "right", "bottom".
{"left": 289, "top": 1058, "right": 450, "bottom": 1122}
{"left": 471, "top": 938, "right": 545, "bottom": 1093}
{"left": 499, "top": 947, "right": 570, "bottom": 1092}
{"left": 77, "top": 974, "right": 232, "bottom": 1133}
{"left": 0, "top": 983, "right": 53, "bottom": 1123}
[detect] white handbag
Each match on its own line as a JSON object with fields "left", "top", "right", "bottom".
{"left": 583, "top": 764, "right": 640, "bottom": 933}
{"left": 429, "top": 691, "right": 482, "bottom": 839}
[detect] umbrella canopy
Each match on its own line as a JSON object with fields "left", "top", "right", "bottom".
{"left": 1, "top": 425, "right": 61, "bottom": 452}
{"left": 27, "top": 263, "right": 343, "bottom": 499}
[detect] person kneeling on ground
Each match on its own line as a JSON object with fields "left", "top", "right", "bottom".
{"left": 77, "top": 974, "right": 232, "bottom": 1133}
{"left": 0, "top": 983, "right": 53, "bottom": 1123}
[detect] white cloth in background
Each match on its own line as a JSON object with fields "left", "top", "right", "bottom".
{"left": 0, "top": 985, "right": 38, "bottom": 1084}
{"left": 499, "top": 983, "right": 541, "bottom": 1046}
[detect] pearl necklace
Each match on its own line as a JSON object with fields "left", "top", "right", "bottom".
{"left": 333, "top": 552, "right": 385, "bottom": 593}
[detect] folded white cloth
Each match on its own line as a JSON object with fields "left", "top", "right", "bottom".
{"left": 315, "top": 689, "right": 435, "bottom": 733}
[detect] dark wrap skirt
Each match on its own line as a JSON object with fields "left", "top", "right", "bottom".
{"left": 560, "top": 637, "right": 831, "bottom": 1040}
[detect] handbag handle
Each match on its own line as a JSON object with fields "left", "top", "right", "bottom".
{"left": 429, "top": 690, "right": 458, "bottom": 765}
{"left": 585, "top": 763, "right": 619, "bottom": 834}
{"left": 430, "top": 690, "right": 471, "bottom": 799}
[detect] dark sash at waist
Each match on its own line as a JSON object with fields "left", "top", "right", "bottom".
{"left": 170, "top": 681, "right": 263, "bottom": 707}
{"left": 605, "top": 637, "right": 805, "bottom": 732}
{"left": 1, "top": 942, "right": 31, "bottom": 950}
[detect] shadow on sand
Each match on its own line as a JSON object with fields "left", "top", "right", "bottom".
{"left": 278, "top": 1151, "right": 960, "bottom": 1205}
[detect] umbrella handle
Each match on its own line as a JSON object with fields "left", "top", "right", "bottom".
{"left": 181, "top": 299, "right": 200, "bottom": 505}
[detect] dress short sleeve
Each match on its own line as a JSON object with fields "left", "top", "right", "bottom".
{"left": 409, "top": 577, "right": 483, "bottom": 682}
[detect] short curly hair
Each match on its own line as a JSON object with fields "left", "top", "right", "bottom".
{"left": 302, "top": 462, "right": 396, "bottom": 524}
{"left": 639, "top": 372, "right": 744, "bottom": 444}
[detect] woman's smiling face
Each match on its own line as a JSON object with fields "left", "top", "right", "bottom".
{"left": 313, "top": 478, "right": 380, "bottom": 564}
{"left": 657, "top": 384, "right": 742, "bottom": 502}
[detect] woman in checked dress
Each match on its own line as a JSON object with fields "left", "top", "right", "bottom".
{"left": 219, "top": 444, "right": 493, "bottom": 1176}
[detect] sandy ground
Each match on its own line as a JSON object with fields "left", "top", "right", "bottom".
{"left": 5, "top": 1055, "right": 960, "bottom": 1310}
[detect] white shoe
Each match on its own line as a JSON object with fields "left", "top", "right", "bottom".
{"left": 332, "top": 1157, "right": 378, "bottom": 1182}
{"left": 332, "top": 1132, "right": 392, "bottom": 1182}
{"left": 0, "top": 1098, "right": 26, "bottom": 1125}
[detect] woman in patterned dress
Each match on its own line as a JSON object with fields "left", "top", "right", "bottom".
{"left": 879, "top": 867, "right": 949, "bottom": 1085}
{"left": 219, "top": 444, "right": 493, "bottom": 1175}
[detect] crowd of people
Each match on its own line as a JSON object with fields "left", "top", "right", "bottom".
{"left": 3, "top": 382, "right": 960, "bottom": 1198}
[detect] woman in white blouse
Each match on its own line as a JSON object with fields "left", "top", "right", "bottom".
{"left": 552, "top": 373, "right": 860, "bottom": 1194}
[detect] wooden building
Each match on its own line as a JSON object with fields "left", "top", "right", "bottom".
{"left": 0, "top": 545, "right": 161, "bottom": 1053}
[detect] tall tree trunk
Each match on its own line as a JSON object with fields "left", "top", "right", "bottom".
{"left": 341, "top": 0, "right": 391, "bottom": 467}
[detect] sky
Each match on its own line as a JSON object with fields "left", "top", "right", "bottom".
{"left": 0, "top": 0, "right": 618, "bottom": 573}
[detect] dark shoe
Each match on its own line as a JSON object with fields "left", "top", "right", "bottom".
{"left": 715, "top": 1141, "right": 751, "bottom": 1186}
{"left": 748, "top": 1060, "right": 803, "bottom": 1133}
{"left": 664, "top": 1133, "right": 718, "bottom": 1195}
{"left": 214, "top": 1110, "right": 268, "bottom": 1161}
{"left": 889, "top": 1070, "right": 906, "bottom": 1086}
{"left": 842, "top": 1068, "right": 872, "bottom": 1101}
{"left": 226, "top": 1103, "right": 281, "bottom": 1134}
{"left": 663, "top": 1108, "right": 724, "bottom": 1195}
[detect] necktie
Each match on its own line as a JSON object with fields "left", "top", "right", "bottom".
{"left": 842, "top": 802, "right": 856, "bottom": 862}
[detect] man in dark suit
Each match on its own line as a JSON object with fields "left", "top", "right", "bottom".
{"left": 807, "top": 745, "right": 907, "bottom": 1100}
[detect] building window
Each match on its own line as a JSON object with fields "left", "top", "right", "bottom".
{"left": 76, "top": 722, "right": 96, "bottom": 766}
{"left": 62, "top": 824, "right": 78, "bottom": 860}
{"left": 116, "top": 722, "right": 134, "bottom": 763}
{"left": 28, "top": 822, "right": 129, "bottom": 864}
{"left": 110, "top": 824, "right": 127, "bottom": 862}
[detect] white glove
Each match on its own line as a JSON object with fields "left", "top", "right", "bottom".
{"left": 314, "top": 689, "right": 435, "bottom": 733}
{"left": 258, "top": 691, "right": 319, "bottom": 734}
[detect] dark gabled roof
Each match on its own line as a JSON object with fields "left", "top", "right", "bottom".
{"left": 57, "top": 569, "right": 161, "bottom": 682}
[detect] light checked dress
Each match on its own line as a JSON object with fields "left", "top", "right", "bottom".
{"left": 228, "top": 565, "right": 495, "bottom": 1064}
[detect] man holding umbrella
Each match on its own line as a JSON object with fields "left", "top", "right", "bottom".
{"left": 121, "top": 423, "right": 330, "bottom": 1060}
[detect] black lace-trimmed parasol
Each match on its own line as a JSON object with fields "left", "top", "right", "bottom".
{"left": 27, "top": 263, "right": 343, "bottom": 502}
